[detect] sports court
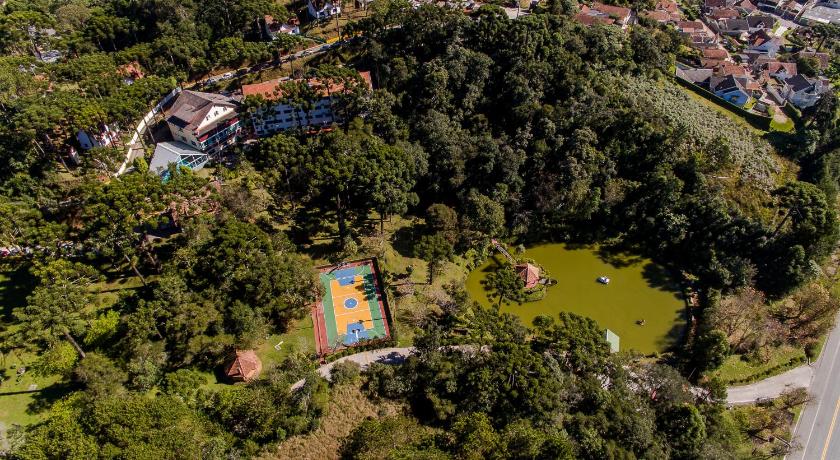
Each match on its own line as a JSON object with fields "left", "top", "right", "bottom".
{"left": 312, "top": 259, "right": 391, "bottom": 355}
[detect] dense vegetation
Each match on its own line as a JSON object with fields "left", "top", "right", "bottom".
{"left": 2, "top": 0, "right": 840, "bottom": 458}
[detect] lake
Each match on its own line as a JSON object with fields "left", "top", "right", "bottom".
{"left": 465, "top": 244, "right": 686, "bottom": 354}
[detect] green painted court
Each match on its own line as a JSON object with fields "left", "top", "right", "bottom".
{"left": 313, "top": 260, "right": 390, "bottom": 355}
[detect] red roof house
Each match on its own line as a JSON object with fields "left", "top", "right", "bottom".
{"left": 225, "top": 350, "right": 263, "bottom": 382}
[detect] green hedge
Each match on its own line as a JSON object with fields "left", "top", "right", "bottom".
{"left": 673, "top": 74, "right": 772, "bottom": 131}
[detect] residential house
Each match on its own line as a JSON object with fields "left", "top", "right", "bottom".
{"left": 576, "top": 2, "right": 633, "bottom": 29}
{"left": 757, "top": 61, "right": 797, "bottom": 80}
{"left": 264, "top": 15, "right": 300, "bottom": 39}
{"left": 747, "top": 29, "right": 781, "bottom": 57}
{"left": 735, "top": 0, "right": 757, "bottom": 13}
{"left": 781, "top": 74, "right": 831, "bottom": 108}
{"left": 704, "top": 0, "right": 735, "bottom": 12}
{"left": 756, "top": 0, "right": 781, "bottom": 12}
{"left": 708, "top": 7, "right": 740, "bottom": 19}
{"left": 714, "top": 62, "right": 749, "bottom": 76}
{"left": 164, "top": 90, "right": 241, "bottom": 155}
{"left": 717, "top": 17, "right": 750, "bottom": 37}
{"left": 677, "top": 66, "right": 714, "bottom": 85}
{"left": 746, "top": 15, "right": 776, "bottom": 33}
{"left": 77, "top": 124, "right": 119, "bottom": 150}
{"left": 775, "top": 0, "right": 804, "bottom": 18}
{"left": 655, "top": 0, "right": 681, "bottom": 13}
{"left": 242, "top": 71, "right": 372, "bottom": 137}
{"left": 701, "top": 47, "right": 731, "bottom": 67}
{"left": 678, "top": 19, "right": 718, "bottom": 47}
{"left": 642, "top": 10, "right": 673, "bottom": 22}
{"left": 795, "top": 50, "right": 831, "bottom": 69}
{"left": 710, "top": 74, "right": 753, "bottom": 105}
{"left": 308, "top": 0, "right": 341, "bottom": 19}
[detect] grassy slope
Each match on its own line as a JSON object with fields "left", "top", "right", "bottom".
{"left": 264, "top": 381, "right": 406, "bottom": 460}
{"left": 710, "top": 345, "right": 806, "bottom": 385}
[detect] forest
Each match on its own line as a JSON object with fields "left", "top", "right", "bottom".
{"left": 1, "top": 0, "right": 840, "bottom": 458}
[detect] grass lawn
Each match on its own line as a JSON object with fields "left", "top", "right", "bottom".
{"left": 710, "top": 345, "right": 805, "bottom": 384}
{"left": 256, "top": 315, "right": 317, "bottom": 366}
{"left": 770, "top": 115, "right": 795, "bottom": 133}
{"left": 0, "top": 351, "right": 67, "bottom": 429}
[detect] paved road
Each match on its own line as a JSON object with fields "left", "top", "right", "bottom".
{"left": 727, "top": 365, "right": 814, "bottom": 405}
{"left": 788, "top": 311, "right": 840, "bottom": 460}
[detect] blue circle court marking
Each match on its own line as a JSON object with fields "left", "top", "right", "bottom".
{"left": 344, "top": 298, "right": 359, "bottom": 309}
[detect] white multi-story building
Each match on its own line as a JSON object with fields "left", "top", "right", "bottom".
{"left": 164, "top": 90, "right": 241, "bottom": 155}
{"left": 241, "top": 72, "right": 371, "bottom": 137}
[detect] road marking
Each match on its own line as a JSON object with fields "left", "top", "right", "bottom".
{"left": 793, "top": 313, "right": 840, "bottom": 460}
{"left": 820, "top": 398, "right": 840, "bottom": 460}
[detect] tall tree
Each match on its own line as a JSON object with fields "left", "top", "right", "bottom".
{"left": 14, "top": 260, "right": 103, "bottom": 358}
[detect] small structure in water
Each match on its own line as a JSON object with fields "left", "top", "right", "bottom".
{"left": 516, "top": 263, "right": 541, "bottom": 289}
{"left": 604, "top": 329, "right": 620, "bottom": 353}
{"left": 597, "top": 276, "right": 611, "bottom": 284}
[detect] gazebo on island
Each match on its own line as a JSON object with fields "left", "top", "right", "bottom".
{"left": 515, "top": 263, "right": 541, "bottom": 289}
{"left": 225, "top": 349, "right": 263, "bottom": 382}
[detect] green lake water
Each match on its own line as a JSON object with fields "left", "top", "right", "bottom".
{"left": 465, "top": 244, "right": 686, "bottom": 354}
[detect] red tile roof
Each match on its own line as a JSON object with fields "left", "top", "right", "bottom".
{"left": 225, "top": 350, "right": 262, "bottom": 382}
{"left": 242, "top": 71, "right": 372, "bottom": 101}
{"left": 703, "top": 48, "right": 729, "bottom": 59}
{"left": 516, "top": 263, "right": 541, "bottom": 289}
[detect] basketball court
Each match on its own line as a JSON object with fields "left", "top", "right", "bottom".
{"left": 312, "top": 259, "right": 391, "bottom": 356}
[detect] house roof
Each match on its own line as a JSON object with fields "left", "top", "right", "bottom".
{"left": 655, "top": 0, "right": 680, "bottom": 12}
{"left": 736, "top": 0, "right": 757, "bottom": 11}
{"left": 764, "top": 61, "right": 797, "bottom": 75}
{"left": 785, "top": 74, "right": 814, "bottom": 92}
{"left": 705, "top": 0, "right": 730, "bottom": 8}
{"left": 795, "top": 50, "right": 830, "bottom": 69}
{"left": 677, "top": 66, "right": 714, "bottom": 84}
{"left": 166, "top": 90, "right": 238, "bottom": 132}
{"left": 148, "top": 141, "right": 209, "bottom": 175}
{"left": 241, "top": 71, "right": 372, "bottom": 101}
{"left": 576, "top": 10, "right": 615, "bottom": 25}
{"left": 703, "top": 48, "right": 729, "bottom": 59}
{"left": 715, "top": 62, "right": 748, "bottom": 76}
{"left": 677, "top": 20, "right": 705, "bottom": 32}
{"left": 592, "top": 1, "right": 631, "bottom": 20}
{"left": 225, "top": 350, "right": 262, "bottom": 381}
{"left": 747, "top": 15, "right": 775, "bottom": 28}
{"left": 515, "top": 263, "right": 541, "bottom": 289}
{"left": 748, "top": 29, "right": 776, "bottom": 47}
{"left": 642, "top": 10, "right": 672, "bottom": 21}
{"left": 711, "top": 74, "right": 745, "bottom": 93}
{"left": 720, "top": 17, "right": 749, "bottom": 31}
{"left": 709, "top": 7, "right": 740, "bottom": 19}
